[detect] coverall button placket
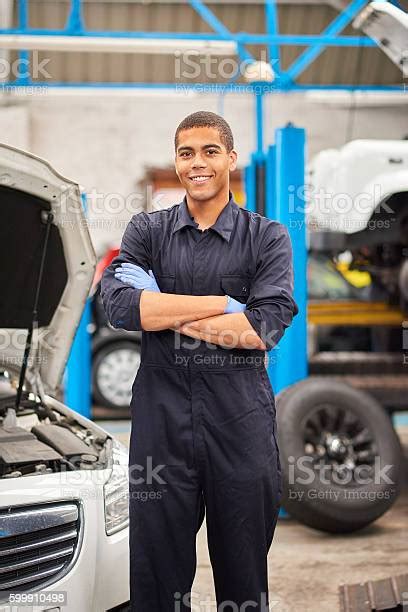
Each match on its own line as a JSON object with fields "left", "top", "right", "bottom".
{"left": 189, "top": 230, "right": 213, "bottom": 480}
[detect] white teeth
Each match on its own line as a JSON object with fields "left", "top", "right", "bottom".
{"left": 191, "top": 176, "right": 211, "bottom": 182}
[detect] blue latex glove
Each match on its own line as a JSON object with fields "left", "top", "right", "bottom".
{"left": 224, "top": 295, "right": 246, "bottom": 314}
{"left": 114, "top": 262, "right": 160, "bottom": 292}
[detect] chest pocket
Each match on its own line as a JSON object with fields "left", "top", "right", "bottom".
{"left": 220, "top": 275, "right": 250, "bottom": 302}
{"left": 156, "top": 274, "right": 176, "bottom": 293}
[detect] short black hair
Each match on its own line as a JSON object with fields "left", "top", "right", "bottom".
{"left": 175, "top": 111, "right": 234, "bottom": 153}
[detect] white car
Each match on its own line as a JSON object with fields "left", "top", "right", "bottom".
{"left": 0, "top": 144, "right": 129, "bottom": 611}
{"left": 307, "top": 139, "right": 408, "bottom": 235}
{"left": 353, "top": 2, "right": 408, "bottom": 77}
{"left": 307, "top": 139, "right": 408, "bottom": 308}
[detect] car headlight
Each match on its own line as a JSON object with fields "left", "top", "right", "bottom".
{"left": 103, "top": 438, "right": 129, "bottom": 535}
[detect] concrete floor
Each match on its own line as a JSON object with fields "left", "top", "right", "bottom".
{"left": 103, "top": 420, "right": 408, "bottom": 612}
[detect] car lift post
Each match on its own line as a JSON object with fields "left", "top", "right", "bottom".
{"left": 245, "top": 110, "right": 308, "bottom": 394}
{"left": 245, "top": 116, "right": 308, "bottom": 520}
{"left": 269, "top": 124, "right": 308, "bottom": 393}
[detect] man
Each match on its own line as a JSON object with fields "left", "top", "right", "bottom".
{"left": 101, "top": 111, "right": 298, "bottom": 611}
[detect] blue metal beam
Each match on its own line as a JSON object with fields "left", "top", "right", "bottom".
{"left": 255, "top": 90, "right": 265, "bottom": 155}
{"left": 17, "top": 0, "right": 30, "bottom": 86}
{"left": 286, "top": 0, "right": 369, "bottom": 81}
{"left": 1, "top": 81, "right": 403, "bottom": 92}
{"left": 244, "top": 155, "right": 257, "bottom": 213}
{"left": 188, "top": 0, "right": 233, "bottom": 39}
{"left": 236, "top": 33, "right": 375, "bottom": 46}
{"left": 66, "top": 0, "right": 84, "bottom": 34}
{"left": 184, "top": 0, "right": 254, "bottom": 63}
{"left": 265, "top": 0, "right": 281, "bottom": 77}
{"left": 17, "top": 0, "right": 28, "bottom": 27}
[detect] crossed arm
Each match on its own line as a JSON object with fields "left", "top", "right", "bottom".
{"left": 139, "top": 291, "right": 267, "bottom": 350}
{"left": 100, "top": 214, "right": 298, "bottom": 353}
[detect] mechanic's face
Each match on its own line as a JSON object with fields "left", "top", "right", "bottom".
{"left": 175, "top": 127, "right": 237, "bottom": 203}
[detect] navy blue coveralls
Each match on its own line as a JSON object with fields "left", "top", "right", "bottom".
{"left": 101, "top": 193, "right": 298, "bottom": 612}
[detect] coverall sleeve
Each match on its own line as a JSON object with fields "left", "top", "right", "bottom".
{"left": 243, "top": 223, "right": 299, "bottom": 351}
{"left": 100, "top": 212, "right": 151, "bottom": 331}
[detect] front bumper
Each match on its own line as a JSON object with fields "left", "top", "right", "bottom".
{"left": 0, "top": 470, "right": 129, "bottom": 612}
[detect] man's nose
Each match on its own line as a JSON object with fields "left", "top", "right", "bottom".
{"left": 192, "top": 153, "right": 207, "bottom": 168}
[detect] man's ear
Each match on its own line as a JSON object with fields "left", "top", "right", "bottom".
{"left": 229, "top": 149, "right": 238, "bottom": 172}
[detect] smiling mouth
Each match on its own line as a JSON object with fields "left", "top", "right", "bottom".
{"left": 189, "top": 175, "right": 213, "bottom": 183}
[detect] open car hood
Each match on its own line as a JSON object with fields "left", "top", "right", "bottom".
{"left": 0, "top": 143, "right": 96, "bottom": 394}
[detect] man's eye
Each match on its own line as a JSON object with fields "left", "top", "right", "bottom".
{"left": 180, "top": 152, "right": 191, "bottom": 157}
{"left": 207, "top": 150, "right": 217, "bottom": 155}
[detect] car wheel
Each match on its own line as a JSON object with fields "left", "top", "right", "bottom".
{"left": 276, "top": 378, "right": 403, "bottom": 533}
{"left": 92, "top": 341, "right": 141, "bottom": 410}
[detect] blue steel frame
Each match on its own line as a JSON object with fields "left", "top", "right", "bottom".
{"left": 1, "top": 0, "right": 404, "bottom": 92}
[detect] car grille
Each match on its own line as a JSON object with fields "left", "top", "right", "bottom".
{"left": 0, "top": 501, "right": 82, "bottom": 599}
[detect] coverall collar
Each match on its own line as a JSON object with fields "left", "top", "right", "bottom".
{"left": 173, "top": 191, "right": 239, "bottom": 243}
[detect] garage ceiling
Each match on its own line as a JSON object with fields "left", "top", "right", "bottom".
{"left": 10, "top": 1, "right": 408, "bottom": 85}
